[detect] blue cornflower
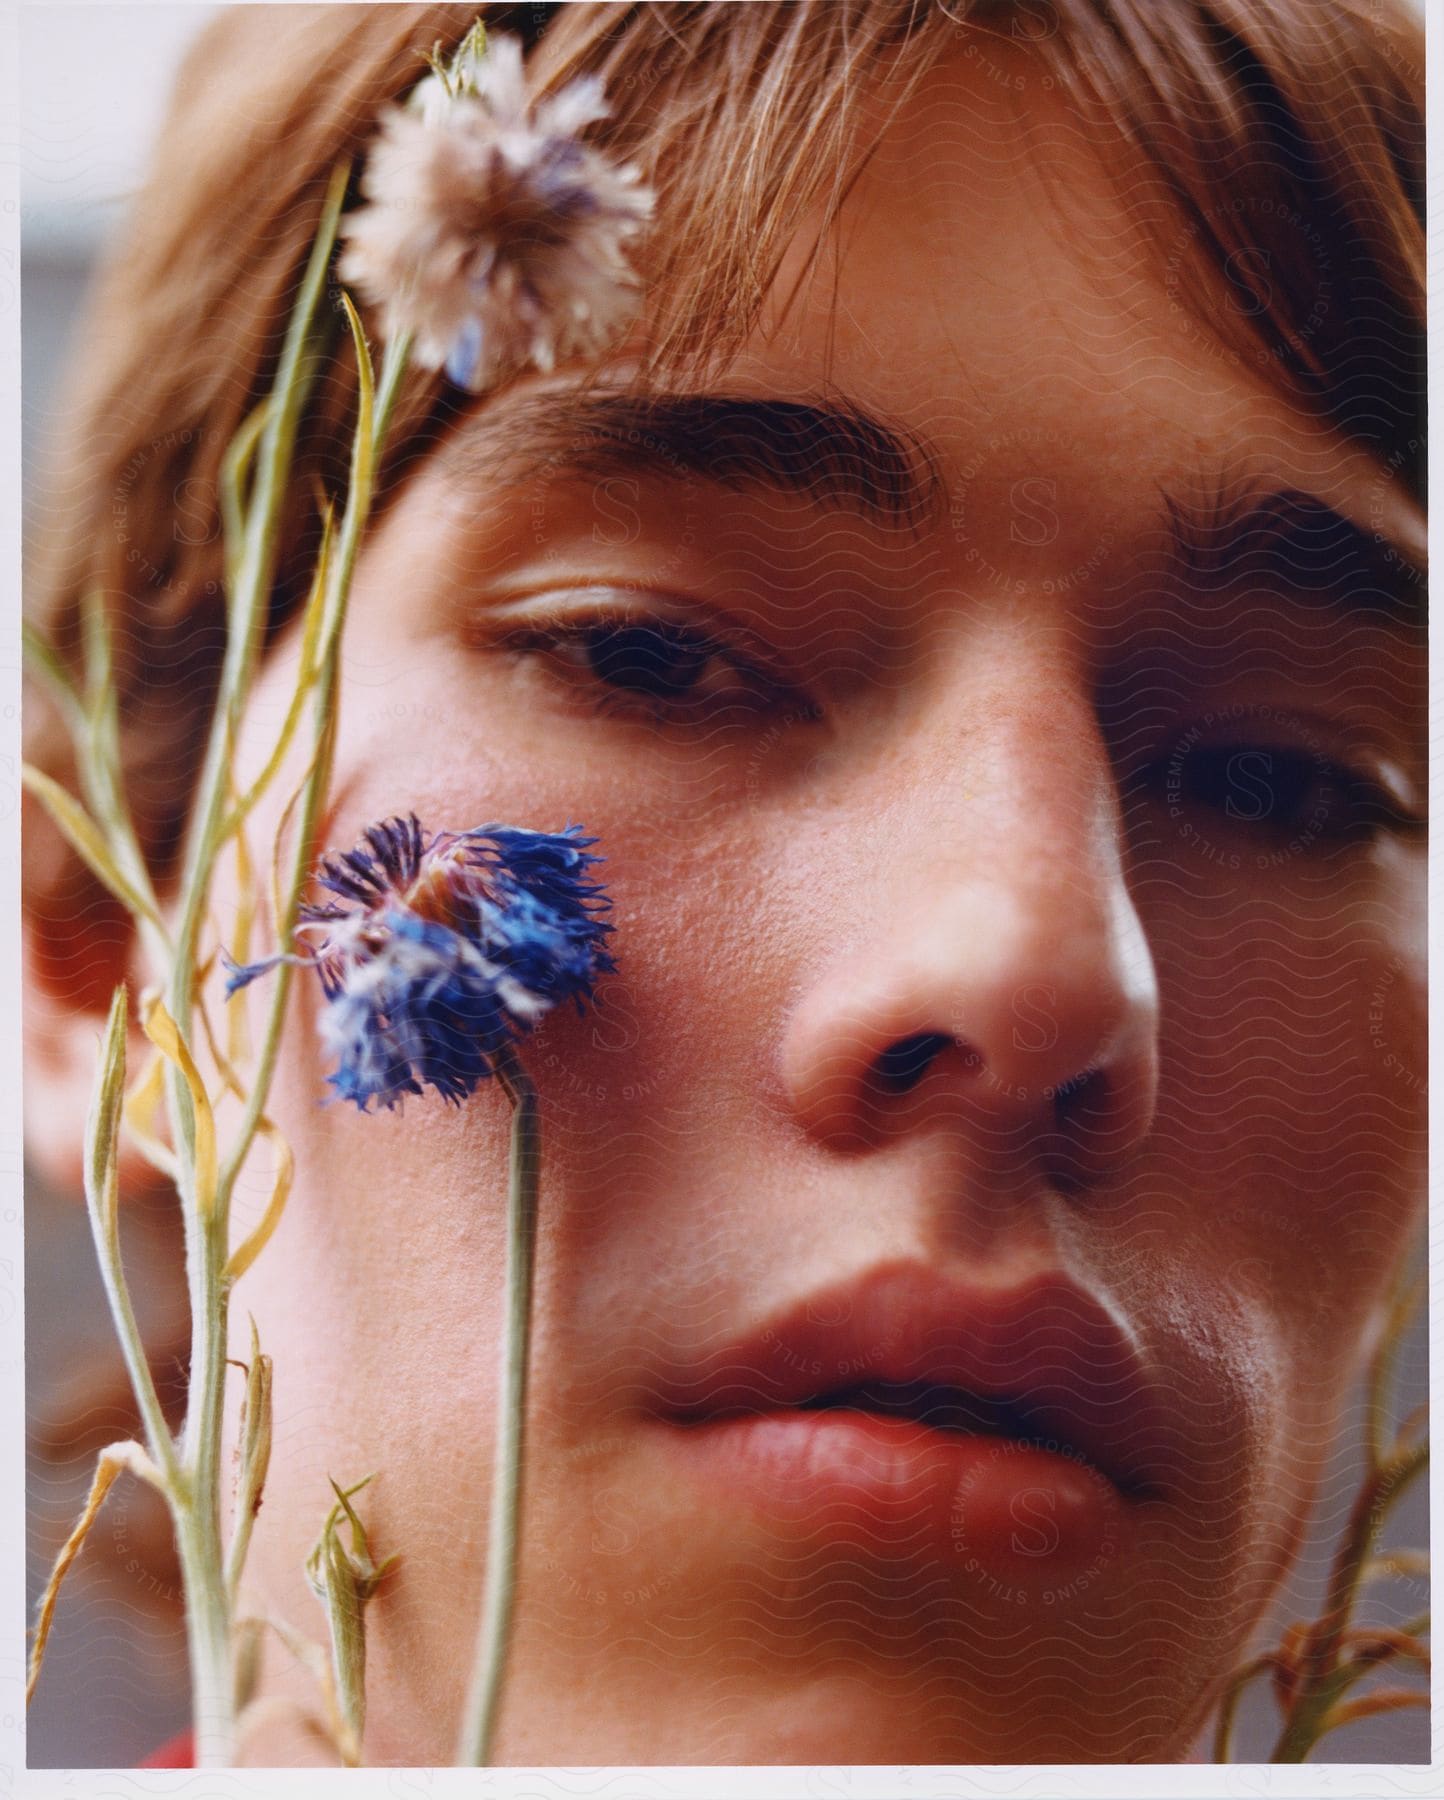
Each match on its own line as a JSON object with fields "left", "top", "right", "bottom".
{"left": 225, "top": 814, "right": 615, "bottom": 1111}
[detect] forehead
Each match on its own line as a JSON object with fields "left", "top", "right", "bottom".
{"left": 707, "top": 37, "right": 1408, "bottom": 542}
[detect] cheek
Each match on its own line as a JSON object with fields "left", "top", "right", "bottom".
{"left": 1140, "top": 869, "right": 1425, "bottom": 1366}
{"left": 223, "top": 651, "right": 530, "bottom": 1417}
{"left": 216, "top": 972, "right": 515, "bottom": 1582}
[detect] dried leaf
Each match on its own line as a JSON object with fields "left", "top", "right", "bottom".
{"left": 27, "top": 1439, "right": 164, "bottom": 1703}
{"left": 142, "top": 993, "right": 218, "bottom": 1219}
{"left": 21, "top": 764, "right": 165, "bottom": 931}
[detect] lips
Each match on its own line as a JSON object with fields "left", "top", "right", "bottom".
{"left": 647, "top": 1261, "right": 1179, "bottom": 1508}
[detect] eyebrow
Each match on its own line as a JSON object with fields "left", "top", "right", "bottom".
{"left": 1159, "top": 478, "right": 1426, "bottom": 629}
{"left": 441, "top": 387, "right": 949, "bottom": 535}
{"left": 441, "top": 384, "right": 1426, "bottom": 625}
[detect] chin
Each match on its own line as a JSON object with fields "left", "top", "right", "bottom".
{"left": 642, "top": 1675, "right": 1188, "bottom": 1766}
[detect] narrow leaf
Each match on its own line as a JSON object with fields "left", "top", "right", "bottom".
{"left": 27, "top": 1440, "right": 164, "bottom": 1703}
{"left": 317, "top": 293, "right": 377, "bottom": 666}
{"left": 122, "top": 1050, "right": 178, "bottom": 1182}
{"left": 220, "top": 396, "right": 274, "bottom": 594}
{"left": 78, "top": 586, "right": 115, "bottom": 719}
{"left": 226, "top": 1317, "right": 274, "bottom": 1600}
{"left": 22, "top": 621, "right": 86, "bottom": 739}
{"left": 21, "top": 764, "right": 165, "bottom": 931}
{"left": 220, "top": 505, "right": 334, "bottom": 842}
{"left": 224, "top": 1118, "right": 295, "bottom": 1283}
{"left": 341, "top": 291, "right": 376, "bottom": 474}
{"left": 142, "top": 993, "right": 218, "bottom": 1219}
{"left": 1341, "top": 1626, "right": 1431, "bottom": 1671}
{"left": 1360, "top": 1549, "right": 1430, "bottom": 1587}
{"left": 1319, "top": 1688, "right": 1430, "bottom": 1734}
{"left": 83, "top": 984, "right": 129, "bottom": 1248}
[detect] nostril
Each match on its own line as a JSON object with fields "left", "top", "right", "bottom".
{"left": 1045, "top": 1067, "right": 1118, "bottom": 1196}
{"left": 1050, "top": 1066, "right": 1108, "bottom": 1131}
{"left": 870, "top": 1031, "right": 954, "bottom": 1096}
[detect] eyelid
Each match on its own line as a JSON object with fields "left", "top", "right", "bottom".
{"left": 1135, "top": 719, "right": 1427, "bottom": 836}
{"left": 473, "top": 585, "right": 801, "bottom": 688}
{"left": 1139, "top": 707, "right": 1423, "bottom": 806}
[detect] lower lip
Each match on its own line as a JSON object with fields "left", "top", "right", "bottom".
{"left": 662, "top": 1411, "right": 1131, "bottom": 1580}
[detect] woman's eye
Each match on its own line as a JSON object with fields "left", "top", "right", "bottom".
{"left": 498, "top": 611, "right": 798, "bottom": 724}
{"left": 1145, "top": 742, "right": 1422, "bottom": 849}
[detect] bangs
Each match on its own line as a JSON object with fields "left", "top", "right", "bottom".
{"left": 522, "top": 0, "right": 1422, "bottom": 472}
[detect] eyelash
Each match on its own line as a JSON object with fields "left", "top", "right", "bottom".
{"left": 489, "top": 601, "right": 808, "bottom": 727}
{"left": 1134, "top": 741, "right": 1424, "bottom": 849}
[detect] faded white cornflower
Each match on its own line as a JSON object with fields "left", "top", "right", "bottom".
{"left": 339, "top": 31, "right": 654, "bottom": 392}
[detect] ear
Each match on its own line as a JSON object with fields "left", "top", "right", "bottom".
{"left": 23, "top": 813, "right": 169, "bottom": 1202}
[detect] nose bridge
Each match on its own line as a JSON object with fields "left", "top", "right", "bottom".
{"left": 894, "top": 693, "right": 1143, "bottom": 1070}
{"left": 897, "top": 599, "right": 1102, "bottom": 828}
{"left": 966, "top": 704, "right": 1101, "bottom": 862}
{"left": 898, "top": 645, "right": 1119, "bottom": 908}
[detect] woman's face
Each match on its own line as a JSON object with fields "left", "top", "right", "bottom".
{"left": 220, "top": 45, "right": 1426, "bottom": 1764}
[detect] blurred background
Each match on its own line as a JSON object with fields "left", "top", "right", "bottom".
{"left": 23, "top": 3, "right": 217, "bottom": 1770}
{"left": 20, "top": 0, "right": 1430, "bottom": 1772}
{"left": 21, "top": 4, "right": 220, "bottom": 534}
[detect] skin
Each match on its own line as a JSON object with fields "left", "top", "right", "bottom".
{"left": 29, "top": 39, "right": 1427, "bottom": 1766}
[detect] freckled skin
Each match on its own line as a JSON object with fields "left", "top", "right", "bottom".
{"left": 187, "top": 45, "right": 1422, "bottom": 1766}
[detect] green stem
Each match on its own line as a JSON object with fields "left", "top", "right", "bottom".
{"left": 79, "top": 592, "right": 172, "bottom": 970}
{"left": 174, "top": 1483, "right": 236, "bottom": 1767}
{"left": 223, "top": 1429, "right": 260, "bottom": 1608}
{"left": 159, "top": 166, "right": 346, "bottom": 1769}
{"left": 1270, "top": 1440, "right": 1429, "bottom": 1762}
{"left": 85, "top": 777, "right": 171, "bottom": 981}
{"left": 216, "top": 328, "right": 413, "bottom": 1221}
{"left": 1366, "top": 1262, "right": 1424, "bottom": 1467}
{"left": 23, "top": 611, "right": 171, "bottom": 981}
{"left": 89, "top": 1217, "right": 180, "bottom": 1492}
{"left": 173, "top": 1210, "right": 235, "bottom": 1769}
{"left": 169, "top": 161, "right": 349, "bottom": 1038}
{"left": 1211, "top": 1653, "right": 1276, "bottom": 1763}
{"left": 456, "top": 1046, "right": 541, "bottom": 1766}
{"left": 214, "top": 325, "right": 412, "bottom": 1662}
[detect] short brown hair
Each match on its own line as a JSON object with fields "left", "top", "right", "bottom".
{"left": 24, "top": 0, "right": 1424, "bottom": 1006}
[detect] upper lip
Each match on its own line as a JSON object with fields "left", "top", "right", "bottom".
{"left": 649, "top": 1262, "right": 1178, "bottom": 1501}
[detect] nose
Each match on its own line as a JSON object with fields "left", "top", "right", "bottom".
{"left": 779, "top": 715, "right": 1160, "bottom": 1189}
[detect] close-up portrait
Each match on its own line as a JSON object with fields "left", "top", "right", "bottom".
{"left": 12, "top": 0, "right": 1433, "bottom": 1785}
